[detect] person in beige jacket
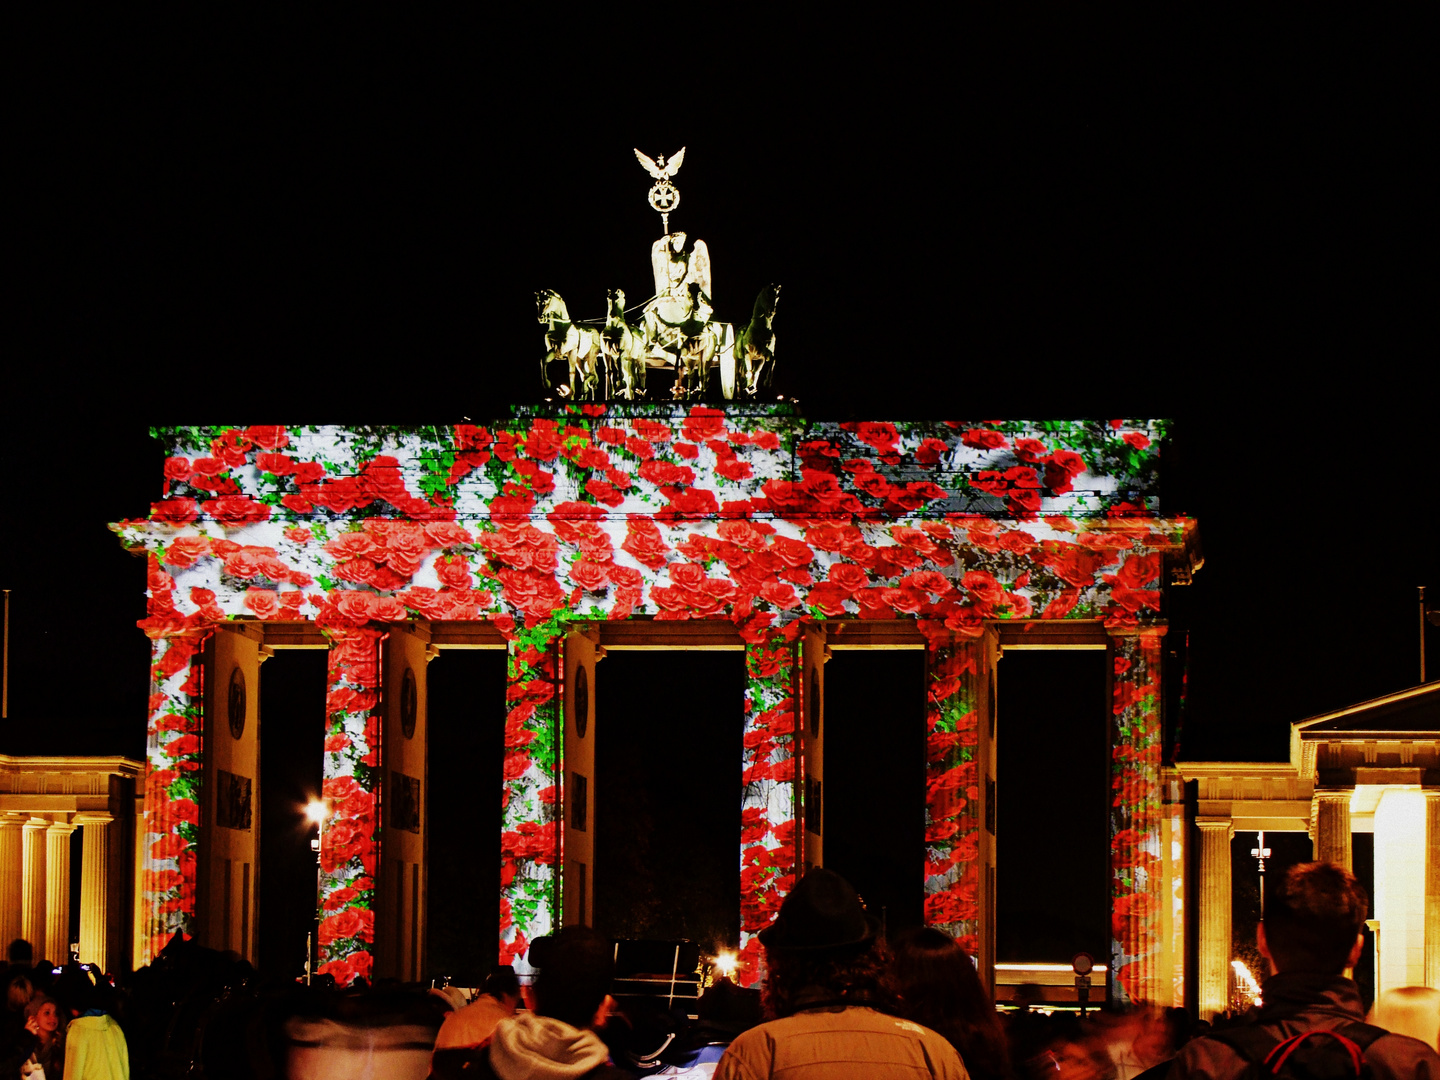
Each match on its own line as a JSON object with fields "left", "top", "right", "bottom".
{"left": 715, "top": 868, "right": 968, "bottom": 1080}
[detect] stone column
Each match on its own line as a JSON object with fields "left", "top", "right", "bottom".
{"left": 140, "top": 627, "right": 213, "bottom": 963}
{"left": 1196, "top": 817, "right": 1234, "bottom": 1021}
{"left": 922, "top": 634, "right": 986, "bottom": 958}
{"left": 1313, "top": 791, "right": 1353, "bottom": 871}
{"left": 738, "top": 627, "right": 801, "bottom": 988}
{"left": 1107, "top": 629, "right": 1166, "bottom": 1008}
{"left": 0, "top": 817, "right": 24, "bottom": 948}
{"left": 44, "top": 821, "right": 76, "bottom": 964}
{"left": 21, "top": 818, "right": 47, "bottom": 950}
{"left": 75, "top": 813, "right": 113, "bottom": 967}
{"left": 499, "top": 630, "right": 562, "bottom": 976}
{"left": 318, "top": 624, "right": 388, "bottom": 988}
{"left": 1425, "top": 791, "right": 1440, "bottom": 990}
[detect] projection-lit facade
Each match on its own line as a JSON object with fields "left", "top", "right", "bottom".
{"left": 112, "top": 408, "right": 1200, "bottom": 1004}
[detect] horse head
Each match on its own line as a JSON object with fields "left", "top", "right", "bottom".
{"left": 536, "top": 289, "right": 568, "bottom": 324}
{"left": 752, "top": 283, "right": 780, "bottom": 324}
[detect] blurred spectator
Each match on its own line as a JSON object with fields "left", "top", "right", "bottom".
{"left": 455, "top": 926, "right": 626, "bottom": 1080}
{"left": 2, "top": 972, "right": 39, "bottom": 1077}
{"left": 1368, "top": 987, "right": 1440, "bottom": 1053}
{"left": 892, "top": 926, "right": 1011, "bottom": 1080}
{"left": 56, "top": 970, "right": 128, "bottom": 1080}
{"left": 282, "top": 988, "right": 443, "bottom": 1080}
{"left": 22, "top": 992, "right": 65, "bottom": 1078}
{"left": 430, "top": 966, "right": 521, "bottom": 1071}
{"left": 1168, "top": 862, "right": 1440, "bottom": 1078}
{"left": 714, "top": 867, "right": 967, "bottom": 1079}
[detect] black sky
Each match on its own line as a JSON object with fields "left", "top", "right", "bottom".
{"left": 5, "top": 9, "right": 1435, "bottom": 768}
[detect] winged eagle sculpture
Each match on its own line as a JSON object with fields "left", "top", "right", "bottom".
{"left": 633, "top": 147, "right": 686, "bottom": 180}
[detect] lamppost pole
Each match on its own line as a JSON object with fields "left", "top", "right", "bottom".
{"left": 305, "top": 800, "right": 328, "bottom": 985}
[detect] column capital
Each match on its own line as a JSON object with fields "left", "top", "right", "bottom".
{"left": 23, "top": 817, "right": 50, "bottom": 831}
{"left": 0, "top": 815, "right": 26, "bottom": 830}
{"left": 72, "top": 813, "right": 114, "bottom": 827}
{"left": 1195, "top": 816, "right": 1235, "bottom": 839}
{"left": 45, "top": 820, "right": 76, "bottom": 837}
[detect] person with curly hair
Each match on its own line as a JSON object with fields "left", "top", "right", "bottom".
{"left": 891, "top": 927, "right": 1011, "bottom": 1080}
{"left": 715, "top": 868, "right": 968, "bottom": 1079}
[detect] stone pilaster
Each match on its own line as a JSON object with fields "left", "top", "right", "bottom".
{"left": 0, "top": 818, "right": 24, "bottom": 948}
{"left": 1313, "top": 790, "right": 1353, "bottom": 871}
{"left": 1196, "top": 817, "right": 1234, "bottom": 1021}
{"left": 1424, "top": 791, "right": 1440, "bottom": 990}
{"left": 44, "top": 820, "right": 76, "bottom": 964}
{"left": 21, "top": 818, "right": 47, "bottom": 950}
{"left": 75, "top": 813, "right": 113, "bottom": 967}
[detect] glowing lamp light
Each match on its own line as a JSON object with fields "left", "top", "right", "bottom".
{"left": 304, "top": 800, "right": 329, "bottom": 826}
{"left": 713, "top": 951, "right": 738, "bottom": 979}
{"left": 1232, "top": 959, "right": 1262, "bottom": 1005}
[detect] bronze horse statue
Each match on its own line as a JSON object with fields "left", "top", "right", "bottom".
{"left": 732, "top": 284, "right": 780, "bottom": 398}
{"left": 537, "top": 289, "right": 607, "bottom": 400}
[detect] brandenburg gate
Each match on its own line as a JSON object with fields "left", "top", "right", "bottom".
{"left": 112, "top": 408, "right": 1201, "bottom": 1005}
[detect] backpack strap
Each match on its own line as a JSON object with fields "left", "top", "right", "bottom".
{"left": 1264, "top": 1030, "right": 1366, "bottom": 1075}
{"left": 1206, "top": 1024, "right": 1286, "bottom": 1067}
{"left": 1333, "top": 1022, "right": 1388, "bottom": 1053}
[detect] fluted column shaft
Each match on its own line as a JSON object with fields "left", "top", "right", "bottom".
{"left": 1425, "top": 791, "right": 1440, "bottom": 990}
{"left": 0, "top": 819, "right": 23, "bottom": 948}
{"left": 21, "top": 819, "right": 47, "bottom": 950}
{"left": 1313, "top": 791, "right": 1353, "bottom": 871}
{"left": 75, "top": 814, "right": 112, "bottom": 967}
{"left": 1196, "top": 817, "right": 1234, "bottom": 1021}
{"left": 44, "top": 821, "right": 75, "bottom": 964}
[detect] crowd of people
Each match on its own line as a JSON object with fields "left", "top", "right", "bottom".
{"left": 3, "top": 860, "right": 1438, "bottom": 1078}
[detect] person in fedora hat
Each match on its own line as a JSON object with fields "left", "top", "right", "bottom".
{"left": 715, "top": 868, "right": 969, "bottom": 1079}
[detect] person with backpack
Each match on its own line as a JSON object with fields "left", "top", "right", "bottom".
{"left": 1167, "top": 862, "right": 1439, "bottom": 1079}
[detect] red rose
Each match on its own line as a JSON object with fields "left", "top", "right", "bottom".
{"left": 1013, "top": 437, "right": 1050, "bottom": 463}
{"left": 245, "top": 426, "right": 289, "bottom": 451}
{"left": 768, "top": 536, "right": 814, "bottom": 569}
{"left": 622, "top": 520, "right": 670, "bottom": 570}
{"left": 632, "top": 419, "right": 673, "bottom": 443}
{"left": 681, "top": 408, "right": 727, "bottom": 443}
{"left": 826, "top": 563, "right": 869, "bottom": 592}
{"left": 852, "top": 422, "right": 899, "bottom": 453}
{"left": 202, "top": 496, "right": 271, "bottom": 526}
{"left": 1122, "top": 432, "right": 1151, "bottom": 450}
{"left": 639, "top": 460, "right": 695, "bottom": 487}
{"left": 244, "top": 588, "right": 280, "bottom": 619}
{"left": 163, "top": 536, "right": 209, "bottom": 568}
{"left": 163, "top": 457, "right": 191, "bottom": 481}
{"left": 1115, "top": 554, "right": 1160, "bottom": 588}
{"left": 435, "top": 554, "right": 472, "bottom": 589}
{"left": 961, "top": 428, "right": 1007, "bottom": 451}
{"left": 151, "top": 498, "right": 200, "bottom": 525}
{"left": 914, "top": 437, "right": 949, "bottom": 465}
{"left": 569, "top": 559, "right": 609, "bottom": 591}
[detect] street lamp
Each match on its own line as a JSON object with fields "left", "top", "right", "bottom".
{"left": 1251, "top": 831, "right": 1272, "bottom": 917}
{"left": 304, "top": 799, "right": 328, "bottom": 985}
{"left": 1072, "top": 952, "right": 1094, "bottom": 1017}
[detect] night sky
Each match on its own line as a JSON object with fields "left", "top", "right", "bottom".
{"left": 4, "top": 13, "right": 1434, "bottom": 963}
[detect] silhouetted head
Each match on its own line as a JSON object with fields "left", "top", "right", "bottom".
{"left": 1260, "top": 862, "right": 1368, "bottom": 975}
{"left": 531, "top": 927, "right": 614, "bottom": 1030}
